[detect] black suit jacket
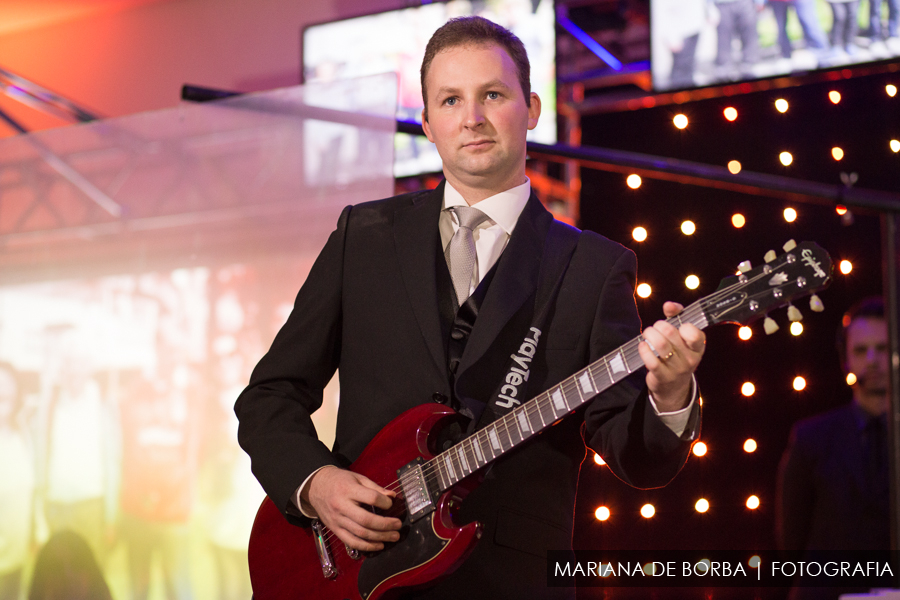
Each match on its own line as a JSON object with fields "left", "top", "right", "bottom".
{"left": 235, "top": 184, "right": 699, "bottom": 599}
{"left": 777, "top": 404, "right": 890, "bottom": 600}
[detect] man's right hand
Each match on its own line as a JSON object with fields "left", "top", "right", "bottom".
{"left": 302, "top": 466, "right": 402, "bottom": 552}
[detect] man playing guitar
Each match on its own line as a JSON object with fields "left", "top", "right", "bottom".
{"left": 236, "top": 16, "right": 706, "bottom": 599}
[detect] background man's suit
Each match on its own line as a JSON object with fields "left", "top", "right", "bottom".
{"left": 777, "top": 404, "right": 890, "bottom": 600}
{"left": 236, "top": 182, "right": 699, "bottom": 599}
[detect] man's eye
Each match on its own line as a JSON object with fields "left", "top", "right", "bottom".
{"left": 444, "top": 97, "right": 457, "bottom": 106}
{"left": 487, "top": 92, "right": 500, "bottom": 100}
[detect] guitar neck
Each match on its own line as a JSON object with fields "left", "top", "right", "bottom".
{"left": 427, "top": 300, "right": 710, "bottom": 492}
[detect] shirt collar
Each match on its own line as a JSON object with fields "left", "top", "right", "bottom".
{"left": 442, "top": 179, "right": 532, "bottom": 236}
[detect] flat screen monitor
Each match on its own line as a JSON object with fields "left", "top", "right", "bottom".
{"left": 303, "top": 0, "right": 557, "bottom": 178}
{"left": 651, "top": 0, "right": 900, "bottom": 91}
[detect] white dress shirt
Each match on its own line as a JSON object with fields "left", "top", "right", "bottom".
{"left": 293, "top": 179, "right": 695, "bottom": 516}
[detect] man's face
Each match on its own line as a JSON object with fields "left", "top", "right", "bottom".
{"left": 422, "top": 43, "right": 540, "bottom": 200}
{"left": 846, "top": 317, "right": 888, "bottom": 415}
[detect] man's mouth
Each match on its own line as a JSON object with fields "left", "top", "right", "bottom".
{"left": 464, "top": 140, "right": 493, "bottom": 149}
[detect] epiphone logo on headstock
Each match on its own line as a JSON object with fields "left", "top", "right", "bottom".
{"left": 801, "top": 249, "right": 827, "bottom": 278}
{"left": 714, "top": 293, "right": 745, "bottom": 310}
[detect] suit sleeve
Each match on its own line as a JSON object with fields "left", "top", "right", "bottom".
{"left": 582, "top": 247, "right": 698, "bottom": 489}
{"left": 776, "top": 424, "right": 815, "bottom": 552}
{"left": 234, "top": 205, "right": 352, "bottom": 519}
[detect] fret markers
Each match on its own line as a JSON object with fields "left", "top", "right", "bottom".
{"left": 473, "top": 438, "right": 484, "bottom": 462}
{"left": 489, "top": 429, "right": 501, "bottom": 451}
{"left": 517, "top": 411, "right": 530, "bottom": 434}
{"left": 551, "top": 389, "right": 566, "bottom": 412}
{"left": 578, "top": 372, "right": 593, "bottom": 394}
{"left": 444, "top": 454, "right": 456, "bottom": 480}
{"left": 610, "top": 351, "right": 627, "bottom": 374}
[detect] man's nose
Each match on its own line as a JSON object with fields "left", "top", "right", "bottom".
{"left": 465, "top": 102, "right": 485, "bottom": 128}
{"left": 866, "top": 347, "right": 882, "bottom": 364}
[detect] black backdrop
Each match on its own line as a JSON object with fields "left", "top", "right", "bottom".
{"left": 570, "top": 69, "right": 897, "bottom": 598}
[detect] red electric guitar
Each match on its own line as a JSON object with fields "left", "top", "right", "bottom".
{"left": 248, "top": 241, "right": 832, "bottom": 600}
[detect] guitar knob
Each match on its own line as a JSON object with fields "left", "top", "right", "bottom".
{"left": 787, "top": 305, "right": 803, "bottom": 322}
{"left": 764, "top": 317, "right": 779, "bottom": 335}
{"left": 783, "top": 239, "right": 797, "bottom": 252}
{"left": 738, "top": 261, "right": 752, "bottom": 273}
{"left": 809, "top": 294, "right": 824, "bottom": 312}
{"left": 764, "top": 250, "right": 777, "bottom": 263}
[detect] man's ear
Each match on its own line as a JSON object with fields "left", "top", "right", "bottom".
{"left": 527, "top": 93, "right": 541, "bottom": 131}
{"left": 422, "top": 108, "right": 435, "bottom": 142}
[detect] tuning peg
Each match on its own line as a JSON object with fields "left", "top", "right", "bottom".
{"left": 809, "top": 294, "right": 824, "bottom": 312}
{"left": 783, "top": 239, "right": 797, "bottom": 252}
{"left": 787, "top": 304, "right": 803, "bottom": 322}
{"left": 764, "top": 317, "right": 779, "bottom": 335}
{"left": 764, "top": 250, "right": 777, "bottom": 263}
{"left": 738, "top": 261, "right": 752, "bottom": 273}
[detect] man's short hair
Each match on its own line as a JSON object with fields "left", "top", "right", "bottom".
{"left": 420, "top": 16, "right": 531, "bottom": 121}
{"left": 837, "top": 296, "right": 885, "bottom": 367}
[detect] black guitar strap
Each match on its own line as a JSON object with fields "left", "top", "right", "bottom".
{"left": 474, "top": 219, "right": 582, "bottom": 430}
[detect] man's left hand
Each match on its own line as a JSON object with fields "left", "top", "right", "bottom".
{"left": 638, "top": 301, "right": 706, "bottom": 413}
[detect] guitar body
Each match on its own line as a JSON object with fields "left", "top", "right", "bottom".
{"left": 248, "top": 403, "right": 484, "bottom": 600}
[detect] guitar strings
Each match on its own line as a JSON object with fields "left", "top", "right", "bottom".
{"left": 381, "top": 263, "right": 782, "bottom": 500}
{"left": 316, "top": 260, "right": 803, "bottom": 547}
{"left": 317, "top": 298, "right": 721, "bottom": 547}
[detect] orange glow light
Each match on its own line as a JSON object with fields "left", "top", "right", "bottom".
{"left": 640, "top": 504, "right": 656, "bottom": 518}
{"left": 846, "top": 372, "right": 857, "bottom": 386}
{"left": 724, "top": 107, "right": 738, "bottom": 121}
{"left": 780, "top": 152, "right": 793, "bottom": 166}
{"left": 839, "top": 260, "right": 853, "bottom": 274}
{"left": 744, "top": 439, "right": 757, "bottom": 453}
{"left": 738, "top": 326, "right": 752, "bottom": 340}
{"left": 692, "top": 441, "right": 708, "bottom": 457}
{"left": 829, "top": 91, "right": 842, "bottom": 104}
{"left": 728, "top": 160, "right": 742, "bottom": 174}
{"left": 636, "top": 283, "right": 652, "bottom": 298}
{"left": 784, "top": 207, "right": 797, "bottom": 222}
{"left": 627, "top": 174, "right": 642, "bottom": 189}
{"left": 775, "top": 99, "right": 789, "bottom": 113}
{"left": 595, "top": 506, "right": 611, "bottom": 521}
{"left": 832, "top": 147, "right": 844, "bottom": 161}
{"left": 836, "top": 205, "right": 848, "bottom": 215}
{"left": 793, "top": 376, "right": 807, "bottom": 391}
{"left": 632, "top": 227, "right": 648, "bottom": 242}
{"left": 695, "top": 498, "right": 710, "bottom": 513}
{"left": 673, "top": 114, "right": 688, "bottom": 129}
{"left": 732, "top": 213, "right": 746, "bottom": 227}
{"left": 746, "top": 495, "right": 760, "bottom": 510}
{"left": 594, "top": 453, "right": 606, "bottom": 466}
{"left": 741, "top": 382, "right": 755, "bottom": 397}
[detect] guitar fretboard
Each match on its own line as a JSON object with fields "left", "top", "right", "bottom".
{"left": 425, "top": 303, "right": 709, "bottom": 493}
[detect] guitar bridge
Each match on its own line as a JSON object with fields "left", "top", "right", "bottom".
{"left": 398, "top": 458, "right": 435, "bottom": 522}
{"left": 312, "top": 519, "right": 338, "bottom": 579}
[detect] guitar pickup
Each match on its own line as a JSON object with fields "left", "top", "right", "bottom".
{"left": 397, "top": 458, "right": 435, "bottom": 523}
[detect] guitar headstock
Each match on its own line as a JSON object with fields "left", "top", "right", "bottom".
{"left": 701, "top": 240, "right": 833, "bottom": 328}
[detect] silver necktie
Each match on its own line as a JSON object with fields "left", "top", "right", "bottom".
{"left": 444, "top": 206, "right": 490, "bottom": 305}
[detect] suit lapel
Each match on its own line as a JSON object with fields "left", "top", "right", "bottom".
{"left": 393, "top": 182, "right": 448, "bottom": 378}
{"left": 457, "top": 193, "right": 553, "bottom": 376}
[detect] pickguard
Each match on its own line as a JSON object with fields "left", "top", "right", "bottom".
{"left": 358, "top": 512, "right": 448, "bottom": 599}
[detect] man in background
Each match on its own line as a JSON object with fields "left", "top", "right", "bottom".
{"left": 777, "top": 297, "right": 889, "bottom": 599}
